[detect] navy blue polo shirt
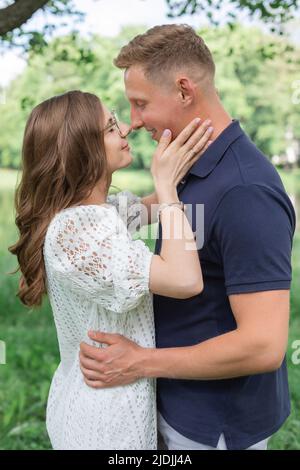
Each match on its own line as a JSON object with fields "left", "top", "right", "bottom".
{"left": 154, "top": 120, "right": 296, "bottom": 450}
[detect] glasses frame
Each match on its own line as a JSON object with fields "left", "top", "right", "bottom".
{"left": 103, "top": 110, "right": 130, "bottom": 138}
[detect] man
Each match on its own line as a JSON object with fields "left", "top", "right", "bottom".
{"left": 79, "top": 24, "right": 295, "bottom": 450}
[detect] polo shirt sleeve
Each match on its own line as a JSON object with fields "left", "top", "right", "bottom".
{"left": 212, "top": 184, "right": 295, "bottom": 295}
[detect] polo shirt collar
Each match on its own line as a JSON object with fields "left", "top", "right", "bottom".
{"left": 188, "top": 119, "right": 244, "bottom": 179}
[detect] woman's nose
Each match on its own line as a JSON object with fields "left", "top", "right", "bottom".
{"left": 120, "top": 122, "right": 132, "bottom": 138}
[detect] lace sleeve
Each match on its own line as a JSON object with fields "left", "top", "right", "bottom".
{"left": 107, "top": 190, "right": 143, "bottom": 234}
{"left": 46, "top": 205, "right": 153, "bottom": 313}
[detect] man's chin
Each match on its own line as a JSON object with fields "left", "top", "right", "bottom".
{"left": 151, "top": 130, "right": 160, "bottom": 142}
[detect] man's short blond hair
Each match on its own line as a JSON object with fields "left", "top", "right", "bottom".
{"left": 114, "top": 24, "right": 215, "bottom": 87}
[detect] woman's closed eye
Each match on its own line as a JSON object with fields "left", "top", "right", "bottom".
{"left": 106, "top": 123, "right": 117, "bottom": 133}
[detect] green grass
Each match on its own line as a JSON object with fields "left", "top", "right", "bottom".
{"left": 0, "top": 168, "right": 300, "bottom": 450}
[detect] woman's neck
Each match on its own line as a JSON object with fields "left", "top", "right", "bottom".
{"left": 80, "top": 175, "right": 111, "bottom": 206}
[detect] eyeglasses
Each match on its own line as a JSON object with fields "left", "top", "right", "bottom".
{"left": 103, "top": 110, "right": 131, "bottom": 138}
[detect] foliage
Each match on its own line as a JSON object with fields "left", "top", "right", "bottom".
{"left": 0, "top": 24, "right": 299, "bottom": 170}
{"left": 0, "top": 0, "right": 84, "bottom": 51}
{"left": 1, "top": 0, "right": 298, "bottom": 52}
{"left": 166, "top": 0, "right": 299, "bottom": 33}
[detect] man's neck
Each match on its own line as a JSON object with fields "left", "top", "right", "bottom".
{"left": 196, "top": 94, "right": 232, "bottom": 142}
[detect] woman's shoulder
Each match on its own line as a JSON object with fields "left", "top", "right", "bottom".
{"left": 57, "top": 202, "right": 116, "bottom": 216}
{"left": 50, "top": 203, "right": 117, "bottom": 227}
{"left": 43, "top": 203, "right": 126, "bottom": 267}
{"left": 45, "top": 203, "right": 126, "bottom": 248}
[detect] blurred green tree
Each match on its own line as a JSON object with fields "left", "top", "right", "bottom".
{"left": 0, "top": 25, "right": 299, "bottom": 170}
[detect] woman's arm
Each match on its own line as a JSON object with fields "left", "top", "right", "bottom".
{"left": 148, "top": 118, "right": 212, "bottom": 299}
{"left": 149, "top": 201, "right": 203, "bottom": 299}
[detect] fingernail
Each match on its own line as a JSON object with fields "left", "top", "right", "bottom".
{"left": 205, "top": 119, "right": 212, "bottom": 126}
{"left": 195, "top": 118, "right": 201, "bottom": 124}
{"left": 163, "top": 129, "right": 171, "bottom": 136}
{"left": 208, "top": 126, "right": 214, "bottom": 132}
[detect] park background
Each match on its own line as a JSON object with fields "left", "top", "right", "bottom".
{"left": 0, "top": 0, "right": 300, "bottom": 450}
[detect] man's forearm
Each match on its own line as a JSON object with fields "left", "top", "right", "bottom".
{"left": 141, "top": 192, "right": 158, "bottom": 225}
{"left": 140, "top": 329, "right": 281, "bottom": 380}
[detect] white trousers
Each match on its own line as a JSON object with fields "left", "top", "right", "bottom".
{"left": 158, "top": 412, "right": 269, "bottom": 450}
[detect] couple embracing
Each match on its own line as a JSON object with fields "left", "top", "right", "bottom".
{"left": 10, "top": 24, "right": 295, "bottom": 450}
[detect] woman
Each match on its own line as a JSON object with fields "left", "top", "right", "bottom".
{"left": 9, "top": 90, "right": 213, "bottom": 450}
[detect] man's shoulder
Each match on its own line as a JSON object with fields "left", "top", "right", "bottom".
{"left": 229, "top": 132, "right": 281, "bottom": 184}
{"left": 211, "top": 182, "right": 295, "bottom": 235}
{"left": 213, "top": 134, "right": 288, "bottom": 209}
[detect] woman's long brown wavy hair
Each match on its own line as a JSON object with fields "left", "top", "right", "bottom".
{"left": 9, "top": 90, "right": 108, "bottom": 308}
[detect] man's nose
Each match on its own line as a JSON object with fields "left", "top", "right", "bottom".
{"left": 130, "top": 109, "right": 144, "bottom": 130}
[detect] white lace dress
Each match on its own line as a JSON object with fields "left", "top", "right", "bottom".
{"left": 43, "top": 191, "right": 157, "bottom": 450}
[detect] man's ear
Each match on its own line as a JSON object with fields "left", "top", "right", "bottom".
{"left": 176, "top": 77, "right": 196, "bottom": 107}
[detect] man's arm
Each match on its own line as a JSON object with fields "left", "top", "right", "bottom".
{"left": 142, "top": 289, "right": 289, "bottom": 380}
{"left": 79, "top": 289, "right": 289, "bottom": 388}
{"left": 140, "top": 192, "right": 158, "bottom": 226}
